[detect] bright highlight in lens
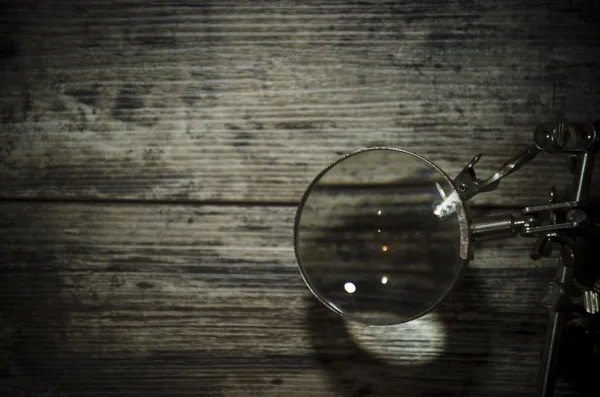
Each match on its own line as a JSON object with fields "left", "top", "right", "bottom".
{"left": 344, "top": 282, "right": 356, "bottom": 294}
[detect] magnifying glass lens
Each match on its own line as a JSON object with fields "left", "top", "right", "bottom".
{"left": 294, "top": 149, "right": 469, "bottom": 325}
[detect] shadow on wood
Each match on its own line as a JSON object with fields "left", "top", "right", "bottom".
{"left": 0, "top": 271, "right": 228, "bottom": 396}
{"left": 305, "top": 266, "right": 544, "bottom": 397}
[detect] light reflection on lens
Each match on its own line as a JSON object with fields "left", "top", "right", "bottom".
{"left": 344, "top": 282, "right": 356, "bottom": 294}
{"left": 433, "top": 182, "right": 460, "bottom": 218}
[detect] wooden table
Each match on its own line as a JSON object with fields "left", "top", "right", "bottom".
{"left": 1, "top": 1, "right": 599, "bottom": 396}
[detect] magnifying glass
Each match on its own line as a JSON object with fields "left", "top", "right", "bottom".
{"left": 294, "top": 125, "right": 600, "bottom": 397}
{"left": 294, "top": 148, "right": 472, "bottom": 326}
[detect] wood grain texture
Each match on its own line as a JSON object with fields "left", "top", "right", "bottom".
{"left": 1, "top": 0, "right": 599, "bottom": 204}
{"left": 1, "top": 1, "right": 599, "bottom": 396}
{"left": 0, "top": 202, "right": 593, "bottom": 396}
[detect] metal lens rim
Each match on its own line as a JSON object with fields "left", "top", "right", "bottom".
{"left": 293, "top": 147, "right": 472, "bottom": 326}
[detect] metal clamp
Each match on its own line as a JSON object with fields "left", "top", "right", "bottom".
{"left": 454, "top": 145, "right": 541, "bottom": 201}
{"left": 534, "top": 122, "right": 598, "bottom": 153}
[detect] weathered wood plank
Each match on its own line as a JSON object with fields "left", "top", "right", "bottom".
{"left": 1, "top": 0, "right": 599, "bottom": 204}
{"left": 0, "top": 202, "right": 591, "bottom": 396}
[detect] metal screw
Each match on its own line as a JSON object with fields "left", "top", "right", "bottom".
{"left": 458, "top": 184, "right": 467, "bottom": 192}
{"left": 583, "top": 125, "right": 594, "bottom": 141}
{"left": 565, "top": 209, "right": 586, "bottom": 223}
{"left": 535, "top": 130, "right": 552, "bottom": 144}
{"left": 548, "top": 186, "right": 556, "bottom": 204}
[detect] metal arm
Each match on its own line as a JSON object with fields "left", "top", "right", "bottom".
{"left": 536, "top": 144, "right": 596, "bottom": 397}
{"left": 454, "top": 122, "right": 598, "bottom": 203}
{"left": 461, "top": 121, "right": 599, "bottom": 397}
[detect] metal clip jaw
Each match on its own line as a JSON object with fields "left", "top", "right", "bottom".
{"left": 453, "top": 154, "right": 488, "bottom": 201}
{"left": 454, "top": 145, "right": 541, "bottom": 201}
{"left": 454, "top": 122, "right": 598, "bottom": 203}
